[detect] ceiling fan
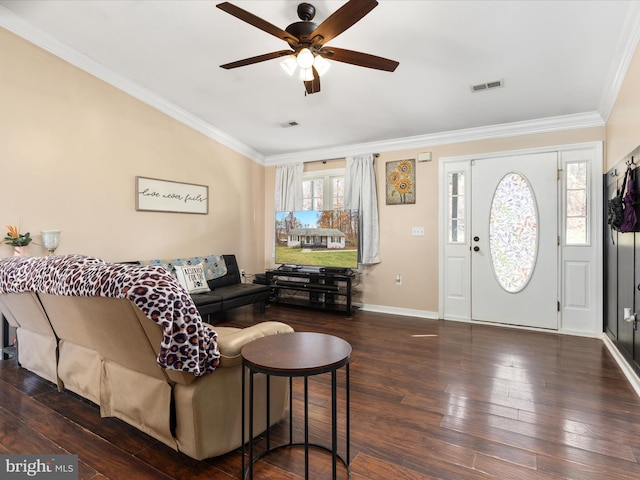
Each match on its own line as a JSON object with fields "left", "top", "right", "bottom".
{"left": 217, "top": 0, "right": 399, "bottom": 95}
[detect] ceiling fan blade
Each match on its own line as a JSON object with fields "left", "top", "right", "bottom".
{"left": 304, "top": 68, "right": 321, "bottom": 95}
{"left": 217, "top": 2, "right": 298, "bottom": 44}
{"left": 220, "top": 50, "right": 293, "bottom": 69}
{"left": 321, "top": 46, "right": 399, "bottom": 72}
{"left": 311, "top": 0, "right": 378, "bottom": 45}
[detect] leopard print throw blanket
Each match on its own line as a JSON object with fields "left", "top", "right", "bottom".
{"left": 0, "top": 254, "right": 220, "bottom": 376}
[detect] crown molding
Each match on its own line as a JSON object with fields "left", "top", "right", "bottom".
{"left": 0, "top": 5, "right": 619, "bottom": 168}
{"left": 598, "top": 1, "right": 640, "bottom": 122}
{"left": 264, "top": 112, "right": 605, "bottom": 165}
{"left": 0, "top": 7, "right": 265, "bottom": 165}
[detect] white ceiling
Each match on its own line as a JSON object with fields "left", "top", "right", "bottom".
{"left": 1, "top": 1, "right": 639, "bottom": 165}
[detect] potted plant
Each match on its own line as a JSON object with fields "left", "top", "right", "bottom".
{"left": 3, "top": 225, "right": 32, "bottom": 256}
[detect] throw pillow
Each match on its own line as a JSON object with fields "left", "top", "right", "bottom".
{"left": 174, "top": 264, "right": 211, "bottom": 294}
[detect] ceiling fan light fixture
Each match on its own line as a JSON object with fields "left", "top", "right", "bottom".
{"left": 299, "top": 67, "right": 314, "bottom": 82}
{"left": 313, "top": 54, "right": 330, "bottom": 76}
{"left": 280, "top": 55, "right": 297, "bottom": 76}
{"left": 296, "top": 48, "right": 314, "bottom": 69}
{"left": 217, "top": 1, "right": 398, "bottom": 94}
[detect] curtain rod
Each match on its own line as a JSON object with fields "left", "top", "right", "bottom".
{"left": 307, "top": 153, "right": 380, "bottom": 164}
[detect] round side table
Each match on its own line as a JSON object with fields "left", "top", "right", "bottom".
{"left": 241, "top": 332, "right": 351, "bottom": 479}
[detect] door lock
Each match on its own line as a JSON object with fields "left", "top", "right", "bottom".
{"left": 473, "top": 246, "right": 480, "bottom": 252}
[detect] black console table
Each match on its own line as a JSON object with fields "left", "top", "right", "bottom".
{"left": 266, "top": 268, "right": 356, "bottom": 316}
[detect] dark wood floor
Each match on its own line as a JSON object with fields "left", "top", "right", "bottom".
{"left": 2, "top": 305, "right": 640, "bottom": 479}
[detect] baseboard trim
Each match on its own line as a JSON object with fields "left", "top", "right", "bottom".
{"left": 602, "top": 334, "right": 640, "bottom": 398}
{"left": 357, "top": 304, "right": 438, "bottom": 319}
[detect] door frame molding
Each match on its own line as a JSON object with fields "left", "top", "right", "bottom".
{"left": 438, "top": 141, "right": 603, "bottom": 337}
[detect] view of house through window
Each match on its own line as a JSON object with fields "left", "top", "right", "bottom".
{"left": 303, "top": 170, "right": 345, "bottom": 210}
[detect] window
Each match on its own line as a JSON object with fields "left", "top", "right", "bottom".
{"left": 333, "top": 176, "right": 345, "bottom": 209}
{"left": 565, "top": 161, "right": 589, "bottom": 245}
{"left": 447, "top": 172, "right": 465, "bottom": 243}
{"left": 302, "top": 169, "right": 345, "bottom": 210}
{"left": 303, "top": 178, "right": 323, "bottom": 210}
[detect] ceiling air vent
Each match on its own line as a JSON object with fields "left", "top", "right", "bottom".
{"left": 470, "top": 79, "right": 504, "bottom": 93}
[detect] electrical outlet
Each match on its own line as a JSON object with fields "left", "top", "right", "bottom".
{"left": 240, "top": 269, "right": 246, "bottom": 283}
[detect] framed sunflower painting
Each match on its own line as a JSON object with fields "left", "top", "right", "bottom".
{"left": 385, "top": 159, "right": 415, "bottom": 205}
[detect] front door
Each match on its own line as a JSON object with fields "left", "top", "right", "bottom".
{"left": 470, "top": 152, "right": 559, "bottom": 329}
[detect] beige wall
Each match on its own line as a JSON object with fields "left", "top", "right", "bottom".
{"left": 264, "top": 127, "right": 605, "bottom": 314}
{"left": 8, "top": 21, "right": 637, "bottom": 315}
{"left": 0, "top": 28, "right": 265, "bottom": 273}
{"left": 366, "top": 38, "right": 640, "bottom": 315}
{"left": 606, "top": 41, "right": 640, "bottom": 170}
{"left": 371, "top": 131, "right": 605, "bottom": 313}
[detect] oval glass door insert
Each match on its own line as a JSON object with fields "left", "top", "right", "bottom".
{"left": 489, "top": 172, "right": 538, "bottom": 293}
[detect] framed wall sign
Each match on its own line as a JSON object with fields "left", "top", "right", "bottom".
{"left": 136, "top": 176, "right": 209, "bottom": 214}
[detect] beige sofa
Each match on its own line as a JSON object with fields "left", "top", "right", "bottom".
{"left": 0, "top": 255, "right": 293, "bottom": 460}
{"left": 0, "top": 292, "right": 58, "bottom": 386}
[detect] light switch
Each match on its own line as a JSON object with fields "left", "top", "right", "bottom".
{"left": 412, "top": 226, "right": 425, "bottom": 236}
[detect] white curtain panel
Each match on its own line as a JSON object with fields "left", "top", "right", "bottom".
{"left": 274, "top": 163, "right": 304, "bottom": 211}
{"left": 345, "top": 154, "right": 381, "bottom": 265}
